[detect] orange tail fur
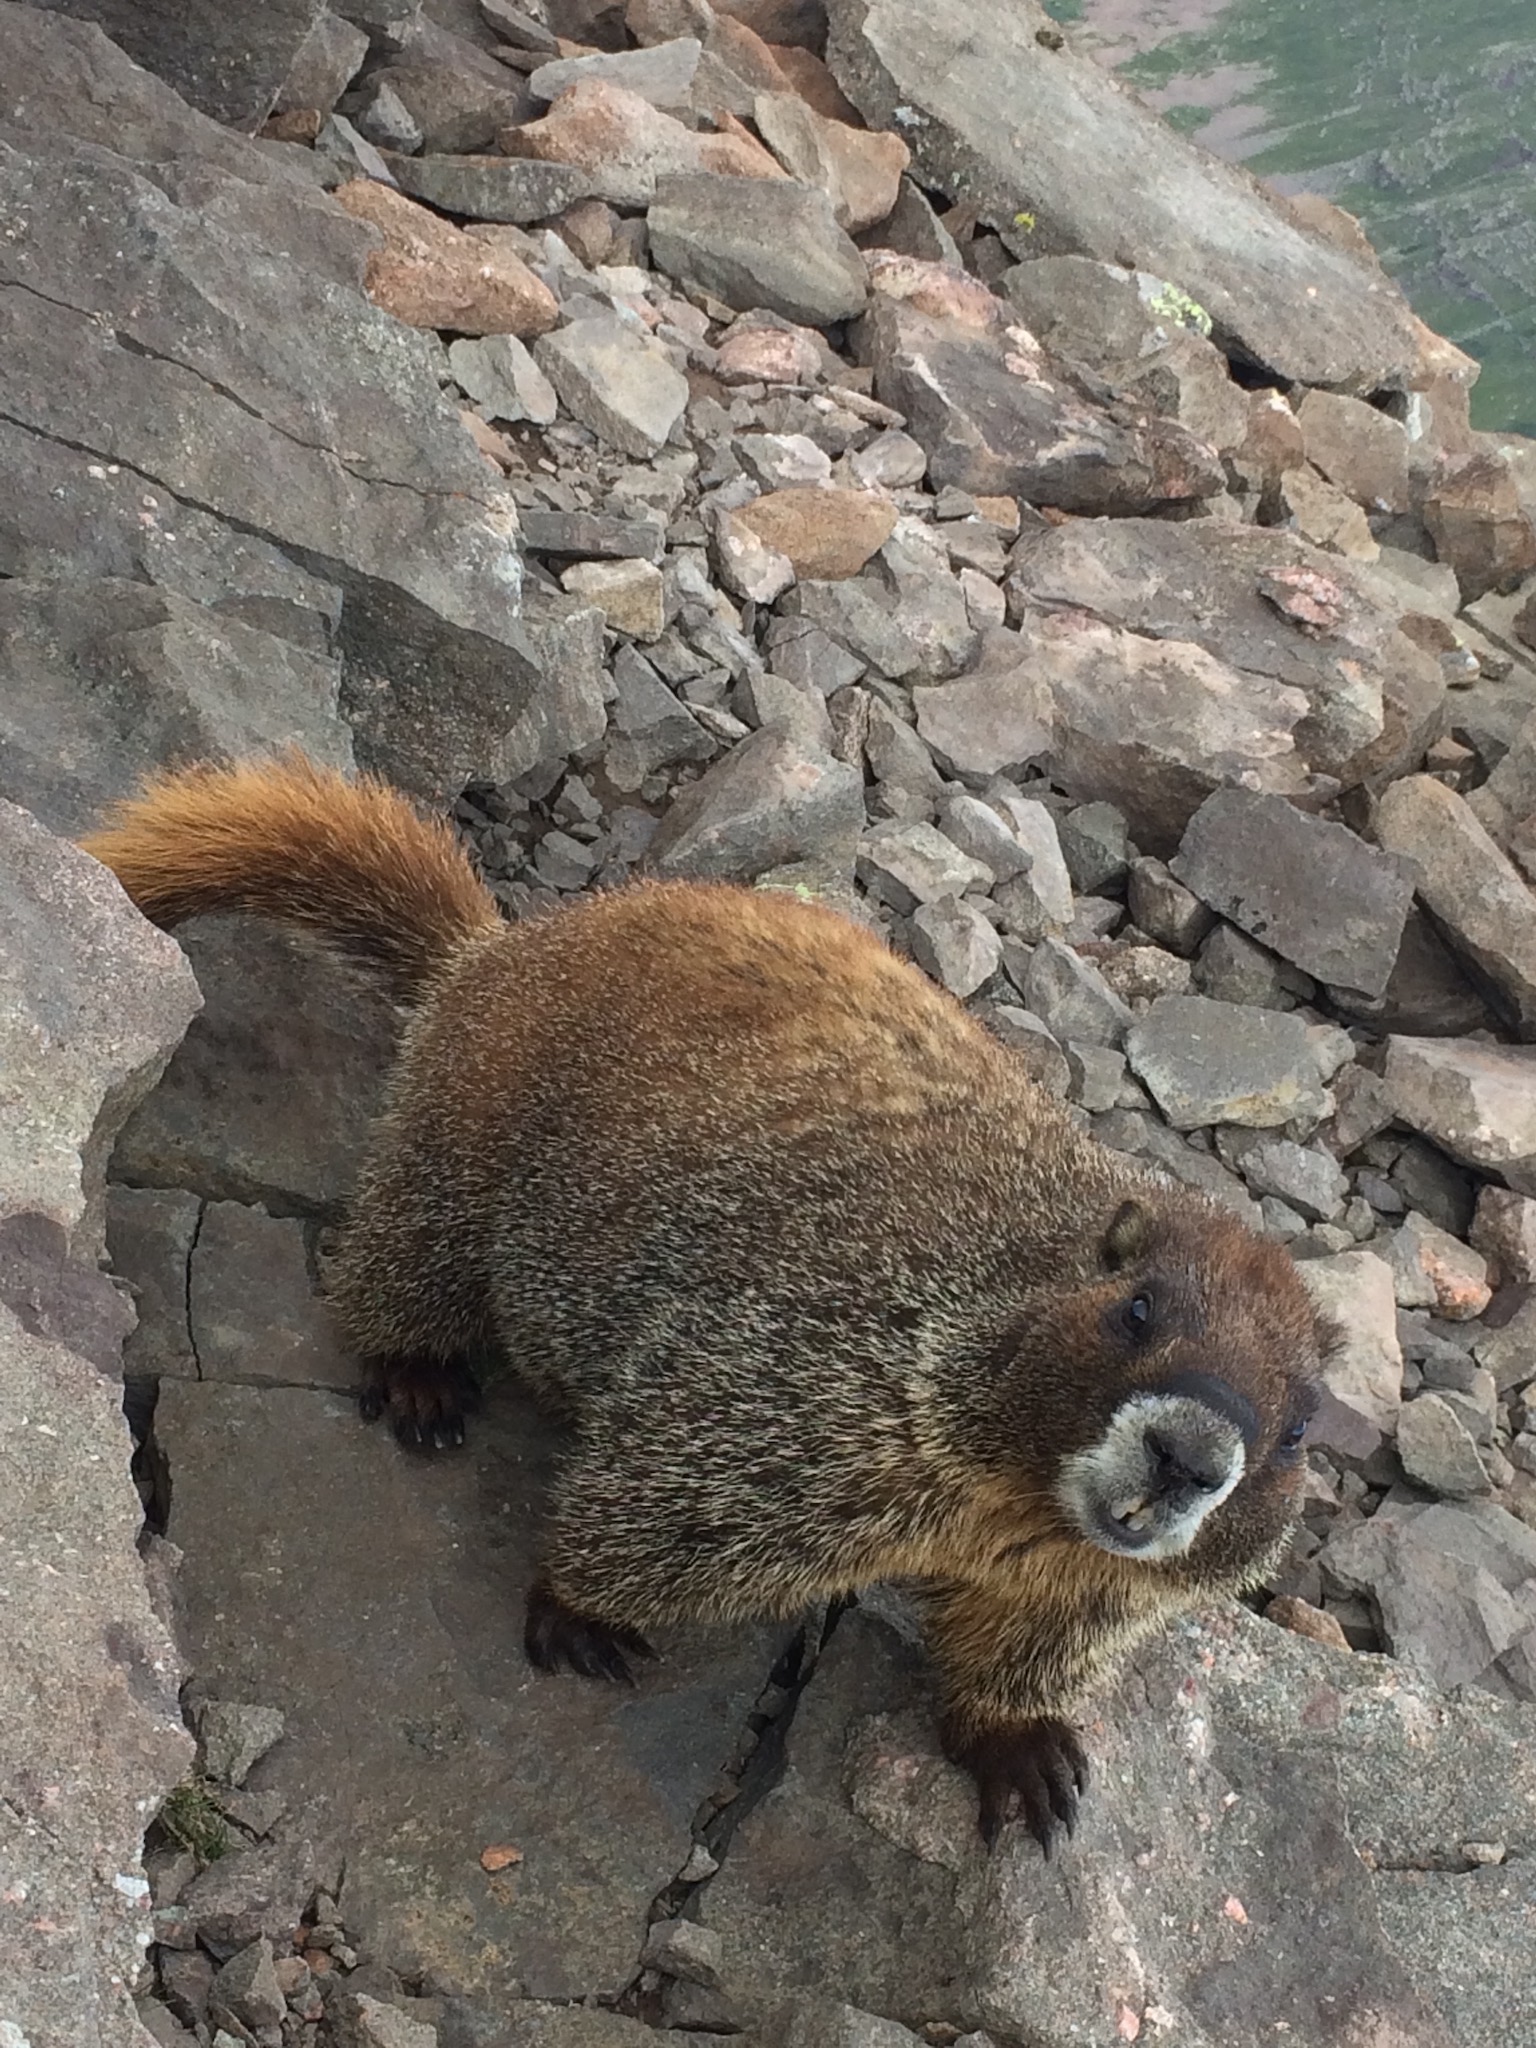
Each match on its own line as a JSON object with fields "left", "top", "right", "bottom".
{"left": 80, "top": 752, "right": 499, "bottom": 1000}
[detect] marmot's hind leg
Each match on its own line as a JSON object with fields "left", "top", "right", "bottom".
{"left": 358, "top": 1353, "right": 483, "bottom": 1450}
{"left": 523, "top": 1581, "right": 658, "bottom": 1685}
{"left": 324, "top": 1154, "right": 493, "bottom": 1450}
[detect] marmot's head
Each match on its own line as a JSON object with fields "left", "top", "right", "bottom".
{"left": 998, "top": 1191, "right": 1331, "bottom": 1585}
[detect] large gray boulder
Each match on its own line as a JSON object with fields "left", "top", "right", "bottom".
{"left": 0, "top": 800, "right": 202, "bottom": 2048}
{"left": 0, "top": 3, "right": 566, "bottom": 801}
{"left": 826, "top": 0, "right": 1419, "bottom": 391}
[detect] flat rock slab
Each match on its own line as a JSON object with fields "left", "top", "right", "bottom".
{"left": 1008, "top": 515, "right": 1447, "bottom": 792}
{"left": 0, "top": 575, "right": 353, "bottom": 837}
{"left": 111, "top": 918, "right": 398, "bottom": 1217}
{"left": 708, "top": 1595, "right": 1536, "bottom": 2046}
{"left": 825, "top": 0, "right": 1418, "bottom": 392}
{"left": 1, "top": 799, "right": 200, "bottom": 2048}
{"left": 649, "top": 172, "right": 868, "bottom": 326}
{"left": 155, "top": 1377, "right": 790, "bottom": 2003}
{"left": 1383, "top": 1034, "right": 1536, "bottom": 1195}
{"left": 861, "top": 297, "right": 1223, "bottom": 513}
{"left": 26, "top": 0, "right": 329, "bottom": 132}
{"left": 1171, "top": 789, "right": 1415, "bottom": 1000}
{"left": 1126, "top": 993, "right": 1331, "bottom": 1130}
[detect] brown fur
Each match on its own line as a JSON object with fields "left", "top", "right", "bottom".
{"left": 85, "top": 754, "right": 1327, "bottom": 1847}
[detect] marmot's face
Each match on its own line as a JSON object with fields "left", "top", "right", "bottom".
{"left": 1015, "top": 1195, "right": 1325, "bottom": 1582}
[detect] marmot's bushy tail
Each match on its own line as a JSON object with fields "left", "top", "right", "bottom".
{"left": 81, "top": 752, "right": 499, "bottom": 1000}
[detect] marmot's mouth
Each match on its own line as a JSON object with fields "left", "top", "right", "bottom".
{"left": 1087, "top": 1498, "right": 1166, "bottom": 1558}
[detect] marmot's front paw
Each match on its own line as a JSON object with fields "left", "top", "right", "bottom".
{"left": 524, "top": 1582, "right": 658, "bottom": 1685}
{"left": 943, "top": 1715, "right": 1089, "bottom": 1854}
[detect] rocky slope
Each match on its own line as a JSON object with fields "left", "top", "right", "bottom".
{"left": 3, "top": 1, "right": 1536, "bottom": 2045}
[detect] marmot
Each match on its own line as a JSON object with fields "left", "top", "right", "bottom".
{"left": 84, "top": 754, "right": 1329, "bottom": 1851}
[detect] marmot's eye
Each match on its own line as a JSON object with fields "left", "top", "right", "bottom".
{"left": 1280, "top": 1418, "right": 1308, "bottom": 1451}
{"left": 1124, "top": 1292, "right": 1153, "bottom": 1336}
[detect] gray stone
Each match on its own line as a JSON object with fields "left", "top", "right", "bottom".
{"left": 990, "top": 795, "right": 1072, "bottom": 926}
{"left": 534, "top": 315, "right": 690, "bottom": 459}
{"left": 1195, "top": 922, "right": 1308, "bottom": 1010}
{"left": 1296, "top": 389, "right": 1412, "bottom": 513}
{"left": 1386, "top": 1212, "right": 1491, "bottom": 1322}
{"left": 912, "top": 642, "right": 1053, "bottom": 780}
{"left": 209, "top": 1939, "right": 286, "bottom": 2033}
{"left": 871, "top": 519, "right": 979, "bottom": 679}
{"left": 606, "top": 649, "right": 714, "bottom": 788}
{"left": 369, "top": 32, "right": 530, "bottom": 153}
{"left": 1228, "top": 1135, "right": 1349, "bottom": 1223}
{"left": 156, "top": 1377, "right": 789, "bottom": 2003}
{"left": 860, "top": 296, "right": 1223, "bottom": 513}
{"left": 1009, "top": 517, "right": 1446, "bottom": 795}
{"left": 499, "top": 590, "right": 609, "bottom": 780}
{"left": 1171, "top": 789, "right": 1414, "bottom": 1001}
{"left": 938, "top": 793, "right": 1032, "bottom": 885}
{"left": 480, "top": 0, "right": 559, "bottom": 53}
{"left": 1126, "top": 994, "right": 1331, "bottom": 1130}
{"left": 826, "top": 0, "right": 1417, "bottom": 391}
{"left": 107, "top": 1186, "right": 203, "bottom": 1380}
{"left": 1057, "top": 802, "right": 1129, "bottom": 895}
{"left": 354, "top": 80, "right": 425, "bottom": 152}
{"left": 1064, "top": 1042, "right": 1125, "bottom": 1115}
{"left": 737, "top": 670, "right": 835, "bottom": 752}
{"left": 764, "top": 616, "right": 867, "bottom": 696}
{"left": 781, "top": 577, "right": 927, "bottom": 681}
{"left": 452, "top": 332, "right": 563, "bottom": 426}
{"left": 1473, "top": 1295, "right": 1536, "bottom": 1395}
{"left": 1382, "top": 1035, "right": 1536, "bottom": 1196}
{"left": 0, "top": 18, "right": 556, "bottom": 804}
{"left": 1093, "top": 1110, "right": 1262, "bottom": 1228}
{"left": 641, "top": 1916, "right": 723, "bottom": 1987}
{"left": 782, "top": 2003, "right": 928, "bottom": 2048}
{"left": 1022, "top": 938, "right": 1133, "bottom": 1050}
{"left": 649, "top": 173, "right": 869, "bottom": 325}
{"left": 1325, "top": 1498, "right": 1536, "bottom": 1692}
{"left": 1397, "top": 1393, "right": 1492, "bottom": 1500}
{"left": 1375, "top": 775, "right": 1536, "bottom": 1039}
{"left": 909, "top": 897, "right": 1002, "bottom": 998}
{"left": 0, "top": 577, "right": 353, "bottom": 839}
{"left": 1125, "top": 857, "right": 1216, "bottom": 957}
{"left": 647, "top": 727, "right": 864, "bottom": 884}
{"left": 858, "top": 820, "right": 993, "bottom": 911}
{"left": 190, "top": 1202, "right": 357, "bottom": 1389}
{"left": 195, "top": 1699, "right": 287, "bottom": 1788}
{"left": 0, "top": 801, "right": 198, "bottom": 2048}
{"left": 521, "top": 508, "right": 666, "bottom": 561}
{"left": 1470, "top": 1187, "right": 1536, "bottom": 1284}
{"left": 529, "top": 35, "right": 703, "bottom": 107}
{"left": 111, "top": 917, "right": 397, "bottom": 1217}
{"left": 384, "top": 150, "right": 595, "bottom": 223}
{"left": 562, "top": 557, "right": 666, "bottom": 639}
{"left": 979, "top": 1004, "right": 1071, "bottom": 1097}
{"left": 274, "top": 10, "right": 370, "bottom": 117}
{"left": 328, "top": 1990, "right": 440, "bottom": 2048}
{"left": 1017, "top": 611, "right": 1311, "bottom": 858}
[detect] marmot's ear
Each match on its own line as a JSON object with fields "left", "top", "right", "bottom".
{"left": 1102, "top": 1198, "right": 1150, "bottom": 1272}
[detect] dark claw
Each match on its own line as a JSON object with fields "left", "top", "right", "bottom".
{"left": 358, "top": 1355, "right": 478, "bottom": 1451}
{"left": 943, "top": 1716, "right": 1090, "bottom": 1855}
{"left": 524, "top": 1582, "right": 657, "bottom": 1687}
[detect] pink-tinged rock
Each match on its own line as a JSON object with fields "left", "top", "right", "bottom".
{"left": 735, "top": 485, "right": 897, "bottom": 579}
{"left": 715, "top": 325, "right": 825, "bottom": 384}
{"left": 754, "top": 89, "right": 908, "bottom": 232}
{"left": 502, "top": 78, "right": 783, "bottom": 207}
{"left": 333, "top": 180, "right": 558, "bottom": 338}
{"left": 1388, "top": 1212, "right": 1492, "bottom": 1322}
{"left": 865, "top": 248, "right": 1002, "bottom": 330}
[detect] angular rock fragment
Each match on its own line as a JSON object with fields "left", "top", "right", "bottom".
{"left": 501, "top": 78, "right": 785, "bottom": 206}
{"left": 858, "top": 820, "right": 992, "bottom": 911}
{"left": 1008, "top": 517, "right": 1446, "bottom": 792}
{"left": 1295, "top": 389, "right": 1411, "bottom": 513}
{"left": 753, "top": 88, "right": 908, "bottom": 232}
{"left": 382, "top": 149, "right": 596, "bottom": 223}
{"left": 1423, "top": 450, "right": 1536, "bottom": 602}
{"left": 912, "top": 641, "right": 1053, "bottom": 781}
{"left": 1126, "top": 995, "right": 1330, "bottom": 1130}
{"left": 1295, "top": 1250, "right": 1402, "bottom": 1443}
{"left": 1021, "top": 611, "right": 1310, "bottom": 856}
{"left": 909, "top": 897, "right": 1002, "bottom": 999}
{"left": 1171, "top": 789, "right": 1414, "bottom": 1000}
{"left": 534, "top": 314, "right": 690, "bottom": 458}
{"left": 562, "top": 557, "right": 666, "bottom": 638}
{"left": 860, "top": 298, "right": 1223, "bottom": 513}
{"left": 1023, "top": 938, "right": 1133, "bottom": 1050}
{"left": 1383, "top": 1036, "right": 1536, "bottom": 1194}
{"left": 649, "top": 173, "right": 869, "bottom": 324}
{"left": 1375, "top": 775, "right": 1536, "bottom": 1038}
{"left": 1387, "top": 1212, "right": 1492, "bottom": 1322}
{"left": 529, "top": 34, "right": 704, "bottom": 109}
{"left": 825, "top": 0, "right": 1418, "bottom": 390}
{"left": 735, "top": 486, "right": 897, "bottom": 579}
{"left": 1397, "top": 1393, "right": 1491, "bottom": 1500}
{"left": 646, "top": 727, "right": 863, "bottom": 882}
{"left": 335, "top": 178, "right": 561, "bottom": 334}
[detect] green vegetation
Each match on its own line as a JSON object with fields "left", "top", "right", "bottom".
{"left": 155, "top": 1779, "right": 229, "bottom": 1861}
{"left": 1045, "top": 0, "right": 1536, "bottom": 433}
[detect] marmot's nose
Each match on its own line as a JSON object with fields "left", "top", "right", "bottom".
{"left": 1144, "top": 1428, "right": 1224, "bottom": 1495}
